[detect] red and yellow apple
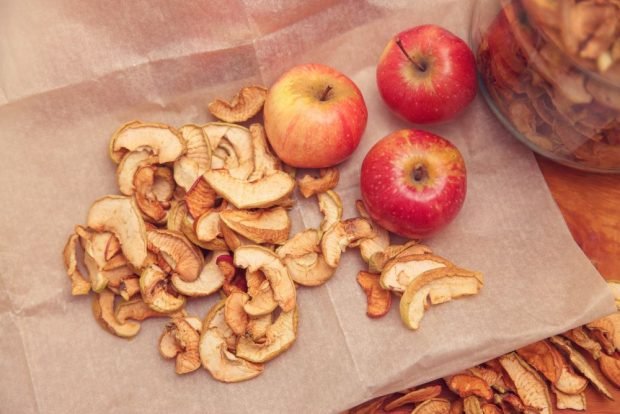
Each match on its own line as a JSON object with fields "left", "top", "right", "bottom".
{"left": 376, "top": 25, "right": 477, "bottom": 124}
{"left": 263, "top": 63, "right": 368, "bottom": 168}
{"left": 360, "top": 129, "right": 466, "bottom": 239}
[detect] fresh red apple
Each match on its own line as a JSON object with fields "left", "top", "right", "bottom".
{"left": 360, "top": 129, "right": 466, "bottom": 239}
{"left": 376, "top": 25, "right": 477, "bottom": 124}
{"left": 263, "top": 63, "right": 368, "bottom": 168}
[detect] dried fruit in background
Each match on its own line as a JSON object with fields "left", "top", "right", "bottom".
{"left": 356, "top": 271, "right": 392, "bottom": 318}
{"left": 247, "top": 123, "right": 280, "bottom": 181}
{"left": 317, "top": 190, "right": 343, "bottom": 234}
{"left": 383, "top": 385, "right": 442, "bottom": 411}
{"left": 173, "top": 125, "right": 211, "bottom": 191}
{"left": 447, "top": 374, "right": 494, "bottom": 401}
{"left": 467, "top": 366, "right": 509, "bottom": 393}
{"left": 297, "top": 168, "right": 340, "bottom": 198}
{"left": 208, "top": 86, "right": 268, "bottom": 123}
{"left": 498, "top": 353, "right": 552, "bottom": 414}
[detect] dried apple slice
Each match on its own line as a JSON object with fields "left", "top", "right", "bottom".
{"left": 171, "top": 251, "right": 228, "bottom": 297}
{"left": 380, "top": 254, "right": 453, "bottom": 293}
{"left": 87, "top": 196, "right": 148, "bottom": 269}
{"left": 562, "top": 327, "right": 602, "bottom": 360}
{"left": 133, "top": 166, "right": 173, "bottom": 223}
{"left": 587, "top": 314, "right": 620, "bottom": 354}
{"left": 185, "top": 176, "right": 217, "bottom": 219}
{"left": 203, "top": 300, "right": 237, "bottom": 351}
{"left": 284, "top": 252, "right": 336, "bottom": 287}
{"left": 173, "top": 125, "right": 212, "bottom": 191}
{"left": 62, "top": 233, "right": 91, "bottom": 295}
{"left": 447, "top": 374, "right": 494, "bottom": 401}
{"left": 208, "top": 86, "right": 268, "bottom": 123}
{"left": 247, "top": 123, "right": 280, "bottom": 182}
{"left": 499, "top": 353, "right": 552, "bottom": 414}
{"left": 244, "top": 270, "right": 278, "bottom": 316}
{"left": 139, "top": 264, "right": 186, "bottom": 313}
{"left": 224, "top": 291, "right": 250, "bottom": 336}
{"left": 219, "top": 219, "right": 253, "bottom": 251}
{"left": 195, "top": 210, "right": 222, "bottom": 242}
{"left": 317, "top": 190, "right": 343, "bottom": 234}
{"left": 234, "top": 245, "right": 296, "bottom": 312}
{"left": 369, "top": 240, "right": 433, "bottom": 274}
{"left": 109, "top": 121, "right": 185, "bottom": 164}
{"left": 205, "top": 124, "right": 254, "bottom": 180}
{"left": 599, "top": 353, "right": 620, "bottom": 388}
{"left": 119, "top": 277, "right": 140, "bottom": 300}
{"left": 160, "top": 317, "right": 201, "bottom": 374}
{"left": 355, "top": 200, "right": 390, "bottom": 263}
{"left": 411, "top": 398, "right": 451, "bottom": 414}
{"left": 550, "top": 335, "right": 614, "bottom": 399}
{"left": 463, "top": 396, "right": 483, "bottom": 414}
{"left": 92, "top": 290, "right": 140, "bottom": 338}
{"left": 321, "top": 218, "right": 374, "bottom": 268}
{"left": 468, "top": 366, "right": 509, "bottom": 393}
{"left": 114, "top": 298, "right": 169, "bottom": 323}
{"left": 236, "top": 307, "right": 298, "bottom": 363}
{"left": 203, "top": 169, "right": 295, "bottom": 209}
{"left": 247, "top": 313, "right": 273, "bottom": 342}
{"left": 552, "top": 386, "right": 586, "bottom": 411}
{"left": 83, "top": 252, "right": 110, "bottom": 292}
{"left": 516, "top": 340, "right": 564, "bottom": 384}
{"left": 199, "top": 327, "right": 264, "bottom": 383}
{"left": 608, "top": 280, "right": 620, "bottom": 310}
{"left": 400, "top": 267, "right": 483, "bottom": 330}
{"left": 276, "top": 229, "right": 320, "bottom": 259}
{"left": 220, "top": 207, "right": 291, "bottom": 245}
{"left": 116, "top": 149, "right": 158, "bottom": 195}
{"left": 297, "top": 168, "right": 339, "bottom": 198}
{"left": 146, "top": 229, "right": 203, "bottom": 282}
{"left": 383, "top": 385, "right": 442, "bottom": 411}
{"left": 356, "top": 271, "right": 392, "bottom": 318}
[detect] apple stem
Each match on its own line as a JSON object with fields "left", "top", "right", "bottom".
{"left": 395, "top": 38, "right": 426, "bottom": 72}
{"left": 413, "top": 165, "right": 427, "bottom": 182}
{"left": 320, "top": 85, "right": 333, "bottom": 101}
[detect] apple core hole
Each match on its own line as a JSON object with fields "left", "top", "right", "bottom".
{"left": 412, "top": 165, "right": 428, "bottom": 183}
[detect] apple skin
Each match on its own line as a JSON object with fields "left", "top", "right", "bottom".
{"left": 263, "top": 63, "right": 368, "bottom": 168}
{"left": 360, "top": 129, "right": 466, "bottom": 239}
{"left": 376, "top": 25, "right": 477, "bottom": 124}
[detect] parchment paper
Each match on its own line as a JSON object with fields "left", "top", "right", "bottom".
{"left": 0, "top": 1, "right": 615, "bottom": 413}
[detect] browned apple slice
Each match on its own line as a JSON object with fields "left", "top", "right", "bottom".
{"left": 399, "top": 267, "right": 483, "bottom": 330}
{"left": 380, "top": 254, "right": 453, "bottom": 292}
{"left": 109, "top": 121, "right": 185, "bottom": 164}
{"left": 587, "top": 313, "right": 620, "bottom": 354}
{"left": 224, "top": 291, "right": 250, "bottom": 336}
{"left": 446, "top": 374, "right": 494, "bottom": 401}
{"left": 220, "top": 207, "right": 291, "bottom": 245}
{"left": 92, "top": 290, "right": 140, "bottom": 338}
{"left": 355, "top": 200, "right": 390, "bottom": 263}
{"left": 62, "top": 233, "right": 91, "bottom": 295}
{"left": 185, "top": 177, "right": 217, "bottom": 219}
{"left": 173, "top": 125, "right": 212, "bottom": 191}
{"left": 356, "top": 271, "right": 392, "bottom": 318}
{"left": 411, "top": 399, "right": 451, "bottom": 414}
{"left": 139, "top": 264, "right": 186, "bottom": 313}
{"left": 159, "top": 317, "right": 201, "bottom": 374}
{"left": 562, "top": 327, "right": 603, "bottom": 360}
{"left": 599, "top": 353, "right": 620, "bottom": 388}
{"left": 146, "top": 229, "right": 203, "bottom": 282}
{"left": 235, "top": 307, "right": 298, "bottom": 363}
{"left": 297, "top": 168, "right": 340, "bottom": 198}
{"left": 204, "top": 169, "right": 295, "bottom": 209}
{"left": 321, "top": 218, "right": 374, "bottom": 267}
{"left": 247, "top": 313, "right": 273, "bottom": 342}
{"left": 234, "top": 245, "right": 296, "bottom": 312}
{"left": 383, "top": 385, "right": 442, "bottom": 411}
{"left": 86, "top": 196, "right": 148, "bottom": 269}
{"left": 133, "top": 166, "right": 174, "bottom": 223}
{"left": 208, "top": 86, "right": 268, "bottom": 123}
{"left": 607, "top": 280, "right": 620, "bottom": 310}
{"left": 244, "top": 270, "right": 278, "bottom": 316}
{"left": 499, "top": 353, "right": 553, "bottom": 414}
{"left": 552, "top": 386, "right": 586, "bottom": 411}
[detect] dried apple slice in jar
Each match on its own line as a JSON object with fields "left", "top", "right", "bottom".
{"left": 220, "top": 207, "right": 291, "bottom": 245}
{"left": 399, "top": 267, "right": 483, "bottom": 330}
{"left": 109, "top": 121, "right": 185, "bottom": 164}
{"left": 208, "top": 86, "right": 268, "bottom": 123}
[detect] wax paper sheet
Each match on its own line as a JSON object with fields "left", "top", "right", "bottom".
{"left": 0, "top": 0, "right": 615, "bottom": 413}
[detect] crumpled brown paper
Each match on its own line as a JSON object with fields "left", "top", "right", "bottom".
{"left": 0, "top": 0, "right": 615, "bottom": 413}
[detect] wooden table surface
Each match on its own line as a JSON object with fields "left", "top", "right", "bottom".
{"left": 351, "top": 157, "right": 620, "bottom": 413}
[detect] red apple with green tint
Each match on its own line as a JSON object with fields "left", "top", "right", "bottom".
{"left": 360, "top": 129, "right": 466, "bottom": 239}
{"left": 264, "top": 63, "right": 368, "bottom": 168}
{"left": 376, "top": 25, "right": 477, "bottom": 124}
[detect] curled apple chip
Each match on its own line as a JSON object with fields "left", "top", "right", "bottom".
{"left": 119, "top": 277, "right": 140, "bottom": 300}
{"left": 599, "top": 353, "right": 620, "bottom": 388}
{"left": 200, "top": 327, "right": 264, "bottom": 383}
{"left": 224, "top": 291, "right": 250, "bottom": 336}
{"left": 185, "top": 177, "right": 217, "bottom": 219}
{"left": 297, "top": 168, "right": 340, "bottom": 198}
{"left": 236, "top": 307, "right": 298, "bottom": 363}
{"left": 247, "top": 123, "right": 280, "bottom": 182}
{"left": 133, "top": 166, "right": 174, "bottom": 223}
{"left": 115, "top": 298, "right": 169, "bottom": 324}
{"left": 159, "top": 317, "right": 201, "bottom": 374}
{"left": 499, "top": 353, "right": 553, "bottom": 414}
{"left": 516, "top": 340, "right": 565, "bottom": 384}
{"left": 552, "top": 386, "right": 586, "bottom": 411}
{"left": 468, "top": 366, "right": 509, "bottom": 394}
{"left": 369, "top": 241, "right": 433, "bottom": 274}
{"left": 247, "top": 313, "right": 272, "bottom": 343}
{"left": 355, "top": 200, "right": 390, "bottom": 263}
{"left": 587, "top": 313, "right": 620, "bottom": 354}
{"left": 220, "top": 207, "right": 291, "bottom": 245}
{"left": 204, "top": 169, "right": 295, "bottom": 209}
{"left": 208, "top": 86, "right": 268, "bottom": 123}
{"left": 244, "top": 270, "right": 278, "bottom": 316}
{"left": 383, "top": 385, "right": 442, "bottom": 411}
{"left": 380, "top": 254, "right": 453, "bottom": 293}
{"left": 92, "top": 290, "right": 140, "bottom": 338}
{"left": 463, "top": 396, "right": 483, "bottom": 414}
{"left": 276, "top": 229, "right": 320, "bottom": 259}
{"left": 234, "top": 245, "right": 296, "bottom": 312}
{"left": 321, "top": 218, "right": 374, "bottom": 268}
{"left": 62, "top": 233, "right": 91, "bottom": 295}
{"left": 447, "top": 374, "right": 494, "bottom": 401}
{"left": 195, "top": 209, "right": 223, "bottom": 242}
{"left": 284, "top": 252, "right": 336, "bottom": 287}
{"left": 317, "top": 190, "right": 343, "bottom": 234}
{"left": 146, "top": 229, "right": 203, "bottom": 282}
{"left": 173, "top": 125, "right": 212, "bottom": 191}
{"left": 87, "top": 196, "right": 148, "bottom": 269}
{"left": 116, "top": 149, "right": 158, "bottom": 195}
{"left": 550, "top": 335, "right": 614, "bottom": 399}
{"left": 203, "top": 299, "right": 237, "bottom": 351}
{"left": 171, "top": 251, "right": 228, "bottom": 297}
{"left": 411, "top": 398, "right": 451, "bottom": 414}
{"left": 219, "top": 219, "right": 253, "bottom": 251}
{"left": 399, "top": 267, "right": 483, "bottom": 330}
{"left": 139, "top": 264, "right": 186, "bottom": 313}
{"left": 109, "top": 121, "right": 185, "bottom": 164}
{"left": 562, "top": 327, "right": 602, "bottom": 360}
{"left": 356, "top": 271, "right": 392, "bottom": 318}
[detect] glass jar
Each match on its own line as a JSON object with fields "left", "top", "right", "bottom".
{"left": 471, "top": 0, "right": 620, "bottom": 173}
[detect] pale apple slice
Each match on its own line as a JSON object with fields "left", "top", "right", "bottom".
{"left": 234, "top": 245, "right": 296, "bottom": 312}
{"left": 194, "top": 209, "right": 222, "bottom": 242}
{"left": 219, "top": 127, "right": 254, "bottom": 180}
{"left": 199, "top": 327, "right": 264, "bottom": 383}
{"left": 114, "top": 298, "right": 170, "bottom": 324}
{"left": 369, "top": 241, "right": 434, "bottom": 274}
{"left": 381, "top": 254, "right": 453, "bottom": 292}
{"left": 116, "top": 149, "right": 158, "bottom": 195}
{"left": 146, "top": 229, "right": 204, "bottom": 282}
{"left": 219, "top": 219, "right": 254, "bottom": 251}
{"left": 92, "top": 290, "right": 140, "bottom": 338}
{"left": 247, "top": 313, "right": 273, "bottom": 342}
{"left": 203, "top": 169, "right": 295, "bottom": 209}
{"left": 399, "top": 267, "right": 483, "bottom": 330}
{"left": 171, "top": 251, "right": 229, "bottom": 297}
{"left": 284, "top": 253, "right": 335, "bottom": 287}
{"left": 133, "top": 166, "right": 174, "bottom": 223}
{"left": 173, "top": 125, "right": 212, "bottom": 191}
{"left": 244, "top": 270, "right": 278, "bottom": 316}
{"left": 139, "top": 264, "right": 186, "bottom": 313}
{"left": 86, "top": 196, "right": 148, "bottom": 269}
{"left": 159, "top": 317, "right": 201, "bottom": 374}
{"left": 276, "top": 229, "right": 320, "bottom": 259}
{"left": 320, "top": 218, "right": 374, "bottom": 268}
{"left": 109, "top": 121, "right": 185, "bottom": 164}
{"left": 236, "top": 307, "right": 298, "bottom": 363}
{"left": 317, "top": 190, "right": 343, "bottom": 234}
{"left": 220, "top": 207, "right": 291, "bottom": 245}
{"left": 208, "top": 86, "right": 268, "bottom": 123}
{"left": 62, "top": 233, "right": 91, "bottom": 295}
{"left": 203, "top": 299, "right": 237, "bottom": 351}
{"left": 297, "top": 168, "right": 339, "bottom": 198}
{"left": 247, "top": 123, "right": 281, "bottom": 182}
{"left": 224, "top": 291, "right": 250, "bottom": 336}
{"left": 355, "top": 200, "right": 390, "bottom": 263}
{"left": 552, "top": 387, "right": 586, "bottom": 411}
